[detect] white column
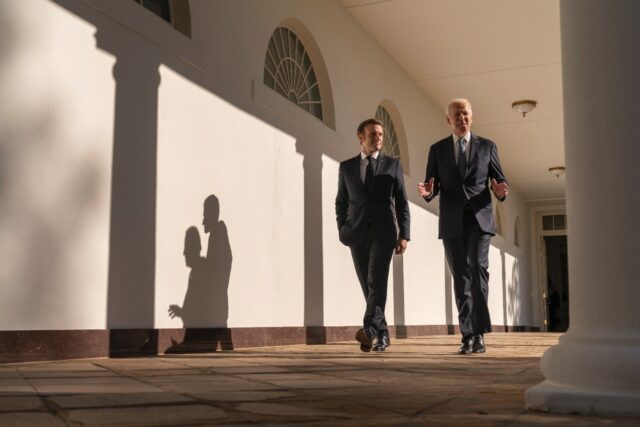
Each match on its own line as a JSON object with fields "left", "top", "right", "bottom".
{"left": 525, "top": 0, "right": 640, "bottom": 416}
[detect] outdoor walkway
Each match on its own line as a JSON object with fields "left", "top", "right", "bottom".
{"left": 1, "top": 333, "right": 638, "bottom": 426}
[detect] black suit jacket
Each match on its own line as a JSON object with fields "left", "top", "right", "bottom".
{"left": 336, "top": 152, "right": 410, "bottom": 247}
{"left": 424, "top": 134, "right": 507, "bottom": 239}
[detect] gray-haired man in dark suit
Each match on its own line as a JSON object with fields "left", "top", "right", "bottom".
{"left": 419, "top": 99, "right": 508, "bottom": 355}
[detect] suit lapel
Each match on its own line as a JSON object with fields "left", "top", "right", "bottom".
{"left": 375, "top": 152, "right": 386, "bottom": 177}
{"left": 348, "top": 155, "right": 368, "bottom": 195}
{"left": 466, "top": 134, "right": 480, "bottom": 177}
{"left": 444, "top": 135, "right": 457, "bottom": 174}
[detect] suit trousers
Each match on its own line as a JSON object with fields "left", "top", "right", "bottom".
{"left": 350, "top": 223, "right": 395, "bottom": 338}
{"left": 443, "top": 209, "right": 492, "bottom": 338}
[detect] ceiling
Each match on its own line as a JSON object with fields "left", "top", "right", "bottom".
{"left": 340, "top": 0, "right": 565, "bottom": 203}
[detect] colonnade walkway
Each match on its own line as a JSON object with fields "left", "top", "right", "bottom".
{"left": 1, "top": 333, "right": 638, "bottom": 426}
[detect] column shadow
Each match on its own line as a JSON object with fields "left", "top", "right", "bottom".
{"left": 393, "top": 255, "right": 407, "bottom": 339}
{"left": 104, "top": 35, "right": 162, "bottom": 357}
{"left": 298, "top": 141, "right": 326, "bottom": 344}
{"left": 501, "top": 249, "right": 508, "bottom": 331}
{"left": 445, "top": 259, "right": 455, "bottom": 334}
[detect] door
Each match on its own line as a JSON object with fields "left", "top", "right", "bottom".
{"left": 543, "top": 235, "right": 569, "bottom": 332}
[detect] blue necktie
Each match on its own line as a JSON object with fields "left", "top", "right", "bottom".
{"left": 458, "top": 138, "right": 467, "bottom": 178}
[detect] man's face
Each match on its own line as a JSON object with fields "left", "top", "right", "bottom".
{"left": 358, "top": 124, "right": 383, "bottom": 155}
{"left": 447, "top": 102, "right": 473, "bottom": 137}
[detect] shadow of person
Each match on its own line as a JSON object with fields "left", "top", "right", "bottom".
{"left": 202, "top": 195, "right": 233, "bottom": 331}
{"left": 167, "top": 195, "right": 233, "bottom": 352}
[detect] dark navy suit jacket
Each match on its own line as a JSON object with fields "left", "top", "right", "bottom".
{"left": 336, "top": 152, "right": 410, "bottom": 247}
{"left": 424, "top": 133, "right": 507, "bottom": 239}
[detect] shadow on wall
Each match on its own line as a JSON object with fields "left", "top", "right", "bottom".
{"left": 507, "top": 258, "right": 521, "bottom": 327}
{"left": 45, "top": 0, "right": 333, "bottom": 350}
{"left": 167, "top": 195, "right": 233, "bottom": 352}
{"left": 40, "top": 0, "right": 414, "bottom": 351}
{"left": 501, "top": 249, "right": 507, "bottom": 329}
{"left": 104, "top": 31, "right": 163, "bottom": 356}
{"left": 298, "top": 140, "right": 326, "bottom": 344}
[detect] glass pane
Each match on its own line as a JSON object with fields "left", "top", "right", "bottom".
{"left": 542, "top": 215, "right": 554, "bottom": 231}
{"left": 554, "top": 215, "right": 566, "bottom": 230}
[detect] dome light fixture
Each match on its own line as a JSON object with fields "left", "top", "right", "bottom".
{"left": 512, "top": 99, "right": 538, "bottom": 117}
{"left": 548, "top": 166, "right": 565, "bottom": 179}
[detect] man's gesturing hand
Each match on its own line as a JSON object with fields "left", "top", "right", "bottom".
{"left": 491, "top": 178, "right": 509, "bottom": 198}
{"left": 418, "top": 177, "right": 435, "bottom": 197}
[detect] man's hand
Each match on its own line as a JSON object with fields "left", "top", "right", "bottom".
{"left": 418, "top": 178, "right": 435, "bottom": 197}
{"left": 395, "top": 238, "right": 408, "bottom": 255}
{"left": 491, "top": 178, "right": 509, "bottom": 198}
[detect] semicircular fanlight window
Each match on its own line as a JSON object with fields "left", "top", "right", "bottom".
{"left": 264, "top": 27, "right": 323, "bottom": 121}
{"left": 375, "top": 105, "right": 401, "bottom": 160}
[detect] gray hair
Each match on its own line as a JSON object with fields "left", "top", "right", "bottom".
{"left": 445, "top": 98, "right": 472, "bottom": 115}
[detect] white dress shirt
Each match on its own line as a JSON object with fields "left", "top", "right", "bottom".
{"left": 360, "top": 151, "right": 380, "bottom": 183}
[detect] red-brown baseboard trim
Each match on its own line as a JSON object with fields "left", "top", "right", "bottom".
{"left": 0, "top": 324, "right": 541, "bottom": 364}
{"left": 0, "top": 330, "right": 109, "bottom": 364}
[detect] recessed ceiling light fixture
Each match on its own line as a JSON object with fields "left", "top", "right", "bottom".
{"left": 512, "top": 99, "right": 537, "bottom": 117}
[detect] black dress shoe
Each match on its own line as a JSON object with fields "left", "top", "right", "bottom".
{"left": 356, "top": 328, "right": 373, "bottom": 352}
{"left": 472, "top": 335, "right": 486, "bottom": 353}
{"left": 458, "top": 337, "right": 473, "bottom": 355}
{"left": 373, "top": 333, "right": 390, "bottom": 352}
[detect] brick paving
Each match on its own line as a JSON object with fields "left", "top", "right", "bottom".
{"left": 1, "top": 333, "right": 638, "bottom": 426}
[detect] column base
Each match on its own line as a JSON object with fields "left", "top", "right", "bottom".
{"left": 526, "top": 380, "right": 640, "bottom": 417}
{"left": 525, "top": 333, "right": 640, "bottom": 417}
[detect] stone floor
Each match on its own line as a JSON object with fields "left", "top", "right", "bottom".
{"left": 1, "top": 333, "right": 638, "bottom": 426}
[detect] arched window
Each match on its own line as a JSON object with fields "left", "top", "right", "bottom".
{"left": 374, "top": 102, "right": 410, "bottom": 174}
{"left": 375, "top": 106, "right": 400, "bottom": 160}
{"left": 514, "top": 216, "right": 521, "bottom": 247}
{"left": 264, "top": 27, "right": 323, "bottom": 122}
{"left": 132, "top": 0, "right": 191, "bottom": 37}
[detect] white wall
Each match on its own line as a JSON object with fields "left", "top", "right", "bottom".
{"left": 0, "top": 0, "right": 534, "bottom": 332}
{"left": 0, "top": 1, "right": 114, "bottom": 330}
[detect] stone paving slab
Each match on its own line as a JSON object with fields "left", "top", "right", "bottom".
{"left": 65, "top": 403, "right": 227, "bottom": 426}
{"left": 27, "top": 376, "right": 164, "bottom": 396}
{"left": 0, "top": 412, "right": 66, "bottom": 426}
{"left": 46, "top": 391, "right": 194, "bottom": 409}
{"left": 0, "top": 378, "right": 36, "bottom": 396}
{"left": 188, "top": 389, "right": 297, "bottom": 402}
{"left": 0, "top": 333, "right": 639, "bottom": 426}
{"left": 0, "top": 396, "right": 46, "bottom": 412}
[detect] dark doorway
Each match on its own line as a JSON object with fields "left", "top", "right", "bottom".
{"left": 544, "top": 235, "right": 569, "bottom": 332}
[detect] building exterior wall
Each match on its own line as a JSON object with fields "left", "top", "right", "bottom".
{"left": 0, "top": 0, "right": 534, "bottom": 353}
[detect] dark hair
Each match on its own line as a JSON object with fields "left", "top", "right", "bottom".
{"left": 357, "top": 118, "right": 383, "bottom": 135}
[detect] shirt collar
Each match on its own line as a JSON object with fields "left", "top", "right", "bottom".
{"left": 361, "top": 151, "right": 380, "bottom": 160}
{"left": 452, "top": 132, "right": 471, "bottom": 143}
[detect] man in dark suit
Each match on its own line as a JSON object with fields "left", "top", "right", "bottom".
{"left": 336, "top": 118, "right": 410, "bottom": 352}
{"left": 418, "top": 99, "right": 508, "bottom": 355}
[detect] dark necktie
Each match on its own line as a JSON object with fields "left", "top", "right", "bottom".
{"left": 365, "top": 156, "right": 374, "bottom": 191}
{"left": 457, "top": 138, "right": 467, "bottom": 178}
